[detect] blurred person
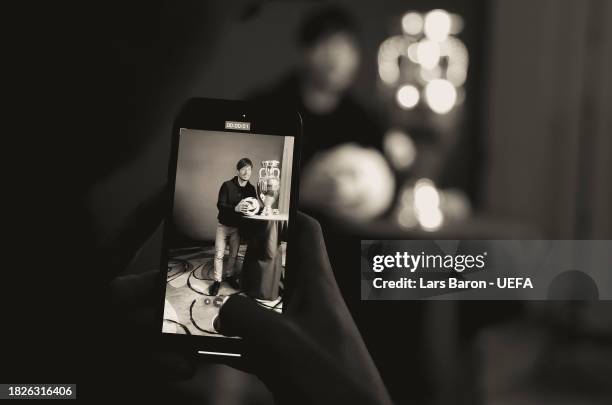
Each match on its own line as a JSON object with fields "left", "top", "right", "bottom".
{"left": 212, "top": 157, "right": 257, "bottom": 295}
{"left": 249, "top": 6, "right": 383, "bottom": 167}
{"left": 250, "top": 6, "right": 394, "bottom": 222}
{"left": 5, "top": 1, "right": 393, "bottom": 404}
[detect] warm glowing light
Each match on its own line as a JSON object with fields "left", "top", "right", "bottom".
{"left": 414, "top": 178, "right": 440, "bottom": 208}
{"left": 418, "top": 208, "right": 444, "bottom": 231}
{"left": 414, "top": 178, "right": 444, "bottom": 231}
{"left": 440, "top": 37, "right": 469, "bottom": 86}
{"left": 425, "top": 79, "right": 457, "bottom": 114}
{"left": 396, "top": 85, "right": 420, "bottom": 109}
{"left": 419, "top": 66, "right": 441, "bottom": 82}
{"left": 416, "top": 40, "right": 440, "bottom": 69}
{"left": 402, "top": 12, "right": 423, "bottom": 36}
{"left": 384, "top": 130, "right": 417, "bottom": 170}
{"left": 424, "top": 9, "right": 452, "bottom": 42}
{"left": 407, "top": 43, "right": 419, "bottom": 63}
{"left": 379, "top": 64, "right": 400, "bottom": 84}
{"left": 447, "top": 65, "right": 467, "bottom": 87}
{"left": 397, "top": 187, "right": 417, "bottom": 229}
{"left": 378, "top": 36, "right": 405, "bottom": 85}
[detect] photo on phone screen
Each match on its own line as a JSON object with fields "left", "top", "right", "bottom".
{"left": 161, "top": 128, "right": 295, "bottom": 337}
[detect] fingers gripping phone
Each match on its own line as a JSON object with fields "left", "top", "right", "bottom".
{"left": 158, "top": 98, "right": 302, "bottom": 357}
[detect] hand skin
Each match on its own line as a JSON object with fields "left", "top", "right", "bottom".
{"left": 105, "top": 189, "right": 392, "bottom": 404}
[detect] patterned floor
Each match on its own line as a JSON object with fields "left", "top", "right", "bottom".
{"left": 162, "top": 245, "right": 283, "bottom": 337}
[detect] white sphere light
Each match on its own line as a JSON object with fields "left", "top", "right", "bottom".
{"left": 414, "top": 178, "right": 444, "bottom": 231}
{"left": 402, "top": 12, "right": 423, "bottom": 35}
{"left": 300, "top": 145, "right": 395, "bottom": 222}
{"left": 416, "top": 40, "right": 440, "bottom": 69}
{"left": 407, "top": 43, "right": 419, "bottom": 63}
{"left": 396, "top": 85, "right": 420, "bottom": 109}
{"left": 424, "top": 9, "right": 452, "bottom": 42}
{"left": 384, "top": 130, "right": 417, "bottom": 170}
{"left": 414, "top": 178, "right": 440, "bottom": 209}
{"left": 418, "top": 207, "right": 444, "bottom": 231}
{"left": 425, "top": 79, "right": 457, "bottom": 114}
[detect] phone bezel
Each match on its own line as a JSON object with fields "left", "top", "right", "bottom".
{"left": 157, "top": 98, "right": 302, "bottom": 356}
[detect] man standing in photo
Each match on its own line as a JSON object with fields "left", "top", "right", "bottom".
{"left": 211, "top": 157, "right": 257, "bottom": 296}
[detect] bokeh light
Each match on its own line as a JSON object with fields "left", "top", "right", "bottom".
{"left": 379, "top": 63, "right": 400, "bottom": 84}
{"left": 414, "top": 178, "right": 440, "bottom": 208}
{"left": 416, "top": 40, "right": 441, "bottom": 69}
{"left": 396, "top": 85, "right": 420, "bottom": 109}
{"left": 418, "top": 207, "right": 444, "bottom": 231}
{"left": 407, "top": 42, "right": 419, "bottom": 63}
{"left": 378, "top": 35, "right": 405, "bottom": 84}
{"left": 414, "top": 178, "right": 444, "bottom": 231}
{"left": 425, "top": 79, "right": 457, "bottom": 114}
{"left": 424, "top": 9, "right": 452, "bottom": 42}
{"left": 440, "top": 37, "right": 469, "bottom": 86}
{"left": 384, "top": 129, "right": 417, "bottom": 170}
{"left": 377, "top": 10, "right": 468, "bottom": 115}
{"left": 419, "top": 66, "right": 442, "bottom": 82}
{"left": 401, "top": 12, "right": 423, "bottom": 36}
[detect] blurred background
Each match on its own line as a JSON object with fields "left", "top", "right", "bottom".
{"left": 84, "top": 0, "right": 611, "bottom": 404}
{"left": 99, "top": 0, "right": 611, "bottom": 240}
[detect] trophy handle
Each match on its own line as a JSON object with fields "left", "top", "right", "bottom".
{"left": 259, "top": 168, "right": 267, "bottom": 178}
{"left": 270, "top": 168, "right": 280, "bottom": 178}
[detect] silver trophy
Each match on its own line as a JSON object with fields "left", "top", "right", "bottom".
{"left": 257, "top": 160, "right": 281, "bottom": 216}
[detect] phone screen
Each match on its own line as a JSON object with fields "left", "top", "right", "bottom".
{"left": 161, "top": 128, "right": 295, "bottom": 338}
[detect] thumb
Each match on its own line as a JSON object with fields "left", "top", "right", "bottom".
{"left": 218, "top": 297, "right": 382, "bottom": 405}
{"left": 218, "top": 295, "right": 292, "bottom": 344}
{"left": 218, "top": 295, "right": 326, "bottom": 371}
{"left": 217, "top": 295, "right": 302, "bottom": 375}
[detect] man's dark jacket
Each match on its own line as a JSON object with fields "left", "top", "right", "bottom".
{"left": 217, "top": 176, "right": 257, "bottom": 227}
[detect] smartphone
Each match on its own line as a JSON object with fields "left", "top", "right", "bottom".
{"left": 158, "top": 98, "right": 302, "bottom": 357}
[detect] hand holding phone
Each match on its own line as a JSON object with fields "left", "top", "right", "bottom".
{"left": 101, "top": 99, "right": 391, "bottom": 403}
{"left": 218, "top": 212, "right": 393, "bottom": 405}
{"left": 104, "top": 196, "right": 391, "bottom": 404}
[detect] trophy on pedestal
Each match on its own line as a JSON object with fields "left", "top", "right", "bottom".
{"left": 257, "top": 160, "right": 281, "bottom": 216}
